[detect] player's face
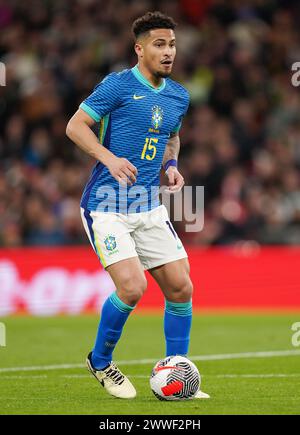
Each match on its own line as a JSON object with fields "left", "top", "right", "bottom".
{"left": 139, "top": 29, "right": 176, "bottom": 78}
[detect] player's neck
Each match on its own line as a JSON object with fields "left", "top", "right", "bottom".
{"left": 137, "top": 63, "right": 163, "bottom": 89}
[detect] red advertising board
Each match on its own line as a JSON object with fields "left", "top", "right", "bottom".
{"left": 0, "top": 246, "right": 299, "bottom": 315}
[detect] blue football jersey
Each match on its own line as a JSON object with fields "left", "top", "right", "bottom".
{"left": 79, "top": 64, "right": 190, "bottom": 213}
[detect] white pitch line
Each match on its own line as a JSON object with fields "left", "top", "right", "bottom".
{"left": 61, "top": 373, "right": 300, "bottom": 379}
{"left": 0, "top": 375, "right": 48, "bottom": 380}
{"left": 1, "top": 374, "right": 300, "bottom": 380}
{"left": 213, "top": 374, "right": 300, "bottom": 378}
{"left": 0, "top": 349, "right": 299, "bottom": 374}
{"left": 0, "top": 363, "right": 84, "bottom": 373}
{"left": 188, "top": 349, "right": 300, "bottom": 362}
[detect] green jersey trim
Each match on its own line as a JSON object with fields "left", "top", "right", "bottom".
{"left": 131, "top": 64, "right": 166, "bottom": 93}
{"left": 80, "top": 102, "right": 101, "bottom": 122}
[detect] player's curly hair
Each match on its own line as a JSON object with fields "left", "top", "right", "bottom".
{"left": 132, "top": 11, "right": 177, "bottom": 40}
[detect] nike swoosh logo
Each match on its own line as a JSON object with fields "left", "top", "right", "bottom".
{"left": 133, "top": 94, "right": 146, "bottom": 100}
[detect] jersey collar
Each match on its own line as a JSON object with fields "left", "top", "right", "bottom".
{"left": 131, "top": 64, "right": 166, "bottom": 93}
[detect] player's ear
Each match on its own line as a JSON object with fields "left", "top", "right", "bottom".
{"left": 134, "top": 42, "right": 144, "bottom": 58}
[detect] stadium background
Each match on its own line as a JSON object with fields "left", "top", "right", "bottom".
{"left": 1, "top": 0, "right": 300, "bottom": 417}
{"left": 0, "top": 0, "right": 299, "bottom": 314}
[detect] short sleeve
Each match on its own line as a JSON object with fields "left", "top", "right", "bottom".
{"left": 172, "top": 119, "right": 182, "bottom": 134}
{"left": 171, "top": 90, "right": 190, "bottom": 134}
{"left": 79, "top": 73, "right": 121, "bottom": 122}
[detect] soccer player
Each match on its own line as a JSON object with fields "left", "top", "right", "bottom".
{"left": 66, "top": 11, "right": 209, "bottom": 400}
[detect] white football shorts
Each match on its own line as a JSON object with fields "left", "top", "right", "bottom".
{"left": 80, "top": 204, "right": 188, "bottom": 270}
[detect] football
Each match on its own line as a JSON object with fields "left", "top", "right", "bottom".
{"left": 150, "top": 355, "right": 200, "bottom": 401}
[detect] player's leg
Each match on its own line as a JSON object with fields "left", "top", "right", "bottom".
{"left": 81, "top": 208, "right": 146, "bottom": 398}
{"left": 134, "top": 205, "right": 210, "bottom": 398}
{"left": 91, "top": 257, "right": 147, "bottom": 370}
{"left": 81, "top": 207, "right": 146, "bottom": 369}
{"left": 85, "top": 257, "right": 146, "bottom": 399}
{"left": 149, "top": 258, "right": 210, "bottom": 399}
{"left": 132, "top": 205, "right": 192, "bottom": 356}
{"left": 148, "top": 258, "right": 193, "bottom": 357}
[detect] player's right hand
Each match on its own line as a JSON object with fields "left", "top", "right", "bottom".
{"left": 106, "top": 157, "right": 138, "bottom": 186}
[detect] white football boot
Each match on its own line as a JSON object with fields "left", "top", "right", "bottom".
{"left": 194, "top": 390, "right": 210, "bottom": 399}
{"left": 86, "top": 352, "right": 136, "bottom": 399}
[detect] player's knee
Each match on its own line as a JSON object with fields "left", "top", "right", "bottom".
{"left": 180, "top": 278, "right": 193, "bottom": 301}
{"left": 120, "top": 275, "right": 147, "bottom": 305}
{"left": 170, "top": 277, "right": 193, "bottom": 302}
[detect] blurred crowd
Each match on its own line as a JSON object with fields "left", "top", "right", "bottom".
{"left": 0, "top": 0, "right": 300, "bottom": 247}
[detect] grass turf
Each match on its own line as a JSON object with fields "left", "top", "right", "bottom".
{"left": 0, "top": 313, "right": 300, "bottom": 414}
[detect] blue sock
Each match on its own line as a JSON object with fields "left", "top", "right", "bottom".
{"left": 164, "top": 300, "right": 192, "bottom": 357}
{"left": 91, "top": 291, "right": 135, "bottom": 370}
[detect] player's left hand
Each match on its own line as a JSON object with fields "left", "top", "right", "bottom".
{"left": 165, "top": 166, "right": 185, "bottom": 193}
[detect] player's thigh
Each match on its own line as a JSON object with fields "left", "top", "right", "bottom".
{"left": 133, "top": 205, "right": 188, "bottom": 271}
{"left": 149, "top": 257, "right": 193, "bottom": 302}
{"left": 106, "top": 257, "right": 147, "bottom": 306}
{"left": 80, "top": 207, "right": 138, "bottom": 269}
{"left": 81, "top": 208, "right": 147, "bottom": 305}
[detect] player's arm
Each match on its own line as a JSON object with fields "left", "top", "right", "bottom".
{"left": 66, "top": 109, "right": 137, "bottom": 185}
{"left": 162, "top": 132, "right": 184, "bottom": 193}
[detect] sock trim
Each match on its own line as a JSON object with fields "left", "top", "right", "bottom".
{"left": 165, "top": 299, "right": 192, "bottom": 316}
{"left": 109, "top": 291, "right": 136, "bottom": 313}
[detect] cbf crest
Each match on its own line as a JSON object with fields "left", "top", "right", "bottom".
{"left": 104, "top": 235, "right": 117, "bottom": 252}
{"left": 151, "top": 105, "right": 163, "bottom": 129}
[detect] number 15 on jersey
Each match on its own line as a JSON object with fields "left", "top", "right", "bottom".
{"left": 141, "top": 137, "right": 158, "bottom": 161}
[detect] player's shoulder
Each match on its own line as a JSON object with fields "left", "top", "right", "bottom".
{"left": 101, "top": 68, "right": 132, "bottom": 84}
{"left": 95, "top": 68, "right": 132, "bottom": 91}
{"left": 166, "top": 77, "right": 190, "bottom": 102}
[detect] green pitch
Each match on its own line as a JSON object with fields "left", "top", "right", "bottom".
{"left": 0, "top": 313, "right": 300, "bottom": 415}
